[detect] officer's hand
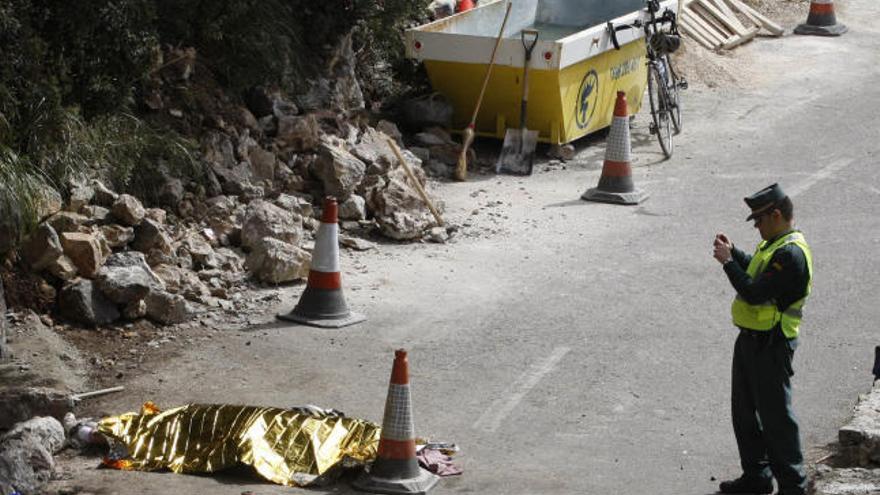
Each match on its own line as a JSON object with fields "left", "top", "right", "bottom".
{"left": 714, "top": 232, "right": 732, "bottom": 250}
{"left": 713, "top": 242, "right": 732, "bottom": 265}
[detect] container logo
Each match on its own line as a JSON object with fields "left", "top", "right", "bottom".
{"left": 576, "top": 70, "right": 599, "bottom": 130}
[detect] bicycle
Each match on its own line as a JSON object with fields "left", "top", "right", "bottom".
{"left": 608, "top": 0, "right": 687, "bottom": 158}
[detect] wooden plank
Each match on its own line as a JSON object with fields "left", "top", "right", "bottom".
{"left": 688, "top": 4, "right": 734, "bottom": 39}
{"left": 696, "top": 0, "right": 751, "bottom": 37}
{"left": 708, "top": 0, "right": 750, "bottom": 32}
{"left": 727, "top": 0, "right": 784, "bottom": 36}
{"left": 679, "top": 14, "right": 719, "bottom": 49}
{"left": 721, "top": 26, "right": 759, "bottom": 49}
{"left": 679, "top": 21, "right": 717, "bottom": 50}
{"left": 682, "top": 9, "right": 726, "bottom": 46}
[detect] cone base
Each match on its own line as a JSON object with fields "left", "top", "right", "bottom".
{"left": 276, "top": 310, "right": 366, "bottom": 328}
{"left": 581, "top": 187, "right": 649, "bottom": 205}
{"left": 794, "top": 22, "right": 847, "bottom": 36}
{"left": 352, "top": 466, "right": 439, "bottom": 495}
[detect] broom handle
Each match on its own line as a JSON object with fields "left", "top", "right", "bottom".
{"left": 467, "top": 2, "right": 513, "bottom": 127}
{"left": 387, "top": 138, "right": 445, "bottom": 227}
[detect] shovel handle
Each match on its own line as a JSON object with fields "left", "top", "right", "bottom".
{"left": 520, "top": 29, "right": 539, "bottom": 129}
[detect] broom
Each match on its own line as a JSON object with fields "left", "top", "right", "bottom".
{"left": 455, "top": 1, "right": 513, "bottom": 182}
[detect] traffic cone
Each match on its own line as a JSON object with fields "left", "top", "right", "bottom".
{"left": 353, "top": 350, "right": 438, "bottom": 495}
{"left": 581, "top": 91, "right": 648, "bottom": 205}
{"left": 276, "top": 196, "right": 366, "bottom": 328}
{"left": 456, "top": 0, "right": 475, "bottom": 13}
{"left": 794, "top": 0, "right": 847, "bottom": 36}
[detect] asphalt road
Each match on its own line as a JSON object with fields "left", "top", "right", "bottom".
{"left": 54, "top": 2, "right": 880, "bottom": 494}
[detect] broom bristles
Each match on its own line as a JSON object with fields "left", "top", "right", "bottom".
{"left": 455, "top": 127, "right": 475, "bottom": 182}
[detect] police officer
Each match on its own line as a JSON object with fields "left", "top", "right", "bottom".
{"left": 712, "top": 183, "right": 813, "bottom": 495}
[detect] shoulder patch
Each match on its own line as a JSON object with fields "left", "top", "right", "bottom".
{"left": 772, "top": 262, "right": 783, "bottom": 271}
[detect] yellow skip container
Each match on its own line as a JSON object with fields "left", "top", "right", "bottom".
{"left": 406, "top": 0, "right": 678, "bottom": 145}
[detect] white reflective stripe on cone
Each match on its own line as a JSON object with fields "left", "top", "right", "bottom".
{"left": 312, "top": 223, "right": 340, "bottom": 273}
{"left": 381, "top": 383, "right": 414, "bottom": 441}
{"left": 605, "top": 116, "right": 632, "bottom": 163}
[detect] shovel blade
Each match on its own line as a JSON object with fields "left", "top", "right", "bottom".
{"left": 496, "top": 129, "right": 539, "bottom": 175}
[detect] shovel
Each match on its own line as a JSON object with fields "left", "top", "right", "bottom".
{"left": 496, "top": 28, "right": 540, "bottom": 176}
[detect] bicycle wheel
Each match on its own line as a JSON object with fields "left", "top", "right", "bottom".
{"left": 647, "top": 62, "right": 674, "bottom": 158}
{"left": 664, "top": 55, "right": 682, "bottom": 134}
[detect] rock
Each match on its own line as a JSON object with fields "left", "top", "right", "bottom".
{"left": 144, "top": 291, "right": 190, "bottom": 325}
{"left": 414, "top": 132, "right": 448, "bottom": 147}
{"left": 111, "top": 194, "right": 146, "bottom": 226}
{"left": 547, "top": 143, "right": 576, "bottom": 161}
{"left": 273, "top": 193, "right": 313, "bottom": 217}
{"left": 59, "top": 279, "right": 120, "bottom": 326}
{"left": 95, "top": 252, "right": 165, "bottom": 305}
{"left": 34, "top": 184, "right": 63, "bottom": 221}
{"left": 0, "top": 416, "right": 66, "bottom": 495}
{"left": 202, "top": 131, "right": 238, "bottom": 169}
{"left": 276, "top": 114, "right": 321, "bottom": 151}
{"left": 66, "top": 184, "right": 94, "bottom": 213}
{"left": 180, "top": 233, "right": 217, "bottom": 269}
{"left": 241, "top": 200, "right": 303, "bottom": 251}
{"left": 211, "top": 161, "right": 255, "bottom": 196}
{"left": 60, "top": 232, "right": 104, "bottom": 278}
{"left": 81, "top": 205, "right": 110, "bottom": 225}
{"left": 123, "top": 299, "right": 147, "bottom": 320}
{"left": 425, "top": 226, "right": 449, "bottom": 243}
{"left": 246, "top": 238, "right": 311, "bottom": 284}
{"left": 46, "top": 256, "right": 77, "bottom": 281}
{"left": 0, "top": 388, "right": 74, "bottom": 430}
{"left": 238, "top": 106, "right": 260, "bottom": 132}
{"left": 340, "top": 235, "right": 376, "bottom": 251}
{"left": 0, "top": 278, "right": 6, "bottom": 361}
{"left": 145, "top": 208, "right": 167, "bottom": 224}
{"left": 46, "top": 211, "right": 88, "bottom": 234}
{"left": 259, "top": 115, "right": 277, "bottom": 136}
{"left": 91, "top": 179, "right": 118, "bottom": 206}
{"left": 363, "top": 167, "right": 440, "bottom": 240}
{"left": 100, "top": 224, "right": 135, "bottom": 248}
{"left": 157, "top": 176, "right": 185, "bottom": 208}
{"left": 810, "top": 465, "right": 880, "bottom": 495}
{"left": 152, "top": 264, "right": 184, "bottom": 293}
{"left": 295, "top": 32, "right": 363, "bottom": 112}
{"left": 272, "top": 95, "right": 299, "bottom": 119}
{"left": 22, "top": 224, "right": 63, "bottom": 271}
{"left": 377, "top": 120, "right": 403, "bottom": 145}
{"left": 401, "top": 94, "right": 454, "bottom": 129}
{"left": 132, "top": 218, "right": 174, "bottom": 255}
{"left": 243, "top": 86, "right": 274, "bottom": 118}
{"left": 424, "top": 159, "right": 452, "bottom": 178}
{"left": 339, "top": 195, "right": 366, "bottom": 221}
{"left": 249, "top": 147, "right": 277, "bottom": 182}
{"left": 839, "top": 381, "right": 880, "bottom": 466}
{"left": 352, "top": 127, "right": 398, "bottom": 175}
{"left": 312, "top": 139, "right": 366, "bottom": 199}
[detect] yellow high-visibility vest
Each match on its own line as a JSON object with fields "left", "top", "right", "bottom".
{"left": 731, "top": 231, "right": 813, "bottom": 339}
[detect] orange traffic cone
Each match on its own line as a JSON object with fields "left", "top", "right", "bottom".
{"left": 277, "top": 197, "right": 366, "bottom": 328}
{"left": 581, "top": 91, "right": 648, "bottom": 205}
{"left": 353, "top": 350, "right": 438, "bottom": 495}
{"left": 456, "top": 0, "right": 475, "bottom": 13}
{"left": 794, "top": 0, "right": 847, "bottom": 36}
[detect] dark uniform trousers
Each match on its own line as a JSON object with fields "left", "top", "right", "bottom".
{"left": 732, "top": 327, "right": 806, "bottom": 492}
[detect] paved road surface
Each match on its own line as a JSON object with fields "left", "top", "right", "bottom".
{"left": 54, "top": 2, "right": 880, "bottom": 494}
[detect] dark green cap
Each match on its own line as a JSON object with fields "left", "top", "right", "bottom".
{"left": 744, "top": 183, "right": 787, "bottom": 221}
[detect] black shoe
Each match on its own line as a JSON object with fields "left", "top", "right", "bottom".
{"left": 718, "top": 475, "right": 773, "bottom": 494}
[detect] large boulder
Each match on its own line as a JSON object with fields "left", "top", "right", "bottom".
{"left": 59, "top": 232, "right": 104, "bottom": 278}
{"left": 0, "top": 416, "right": 65, "bottom": 495}
{"left": 95, "top": 252, "right": 165, "bottom": 305}
{"left": 144, "top": 291, "right": 190, "bottom": 325}
{"left": 276, "top": 114, "right": 321, "bottom": 151}
{"left": 363, "top": 166, "right": 440, "bottom": 240}
{"left": 839, "top": 381, "right": 880, "bottom": 466}
{"left": 21, "top": 224, "right": 63, "bottom": 271}
{"left": 312, "top": 138, "right": 366, "bottom": 200}
{"left": 249, "top": 147, "right": 277, "bottom": 182}
{"left": 241, "top": 200, "right": 303, "bottom": 251}
{"left": 179, "top": 233, "right": 217, "bottom": 269}
{"left": 351, "top": 127, "right": 398, "bottom": 175}
{"left": 111, "top": 194, "right": 146, "bottom": 226}
{"left": 131, "top": 218, "right": 174, "bottom": 255}
{"left": 59, "top": 279, "right": 120, "bottom": 326}
{"left": 0, "top": 388, "right": 74, "bottom": 430}
{"left": 246, "top": 238, "right": 311, "bottom": 284}
{"left": 100, "top": 224, "right": 135, "bottom": 248}
{"left": 339, "top": 195, "right": 367, "bottom": 221}
{"left": 46, "top": 211, "right": 88, "bottom": 234}
{"left": 91, "top": 179, "right": 118, "bottom": 207}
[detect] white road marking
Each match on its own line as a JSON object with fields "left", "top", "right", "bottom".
{"left": 787, "top": 157, "right": 855, "bottom": 198}
{"left": 473, "top": 346, "right": 570, "bottom": 433}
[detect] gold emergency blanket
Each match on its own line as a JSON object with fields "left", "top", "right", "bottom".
{"left": 98, "top": 402, "right": 381, "bottom": 486}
